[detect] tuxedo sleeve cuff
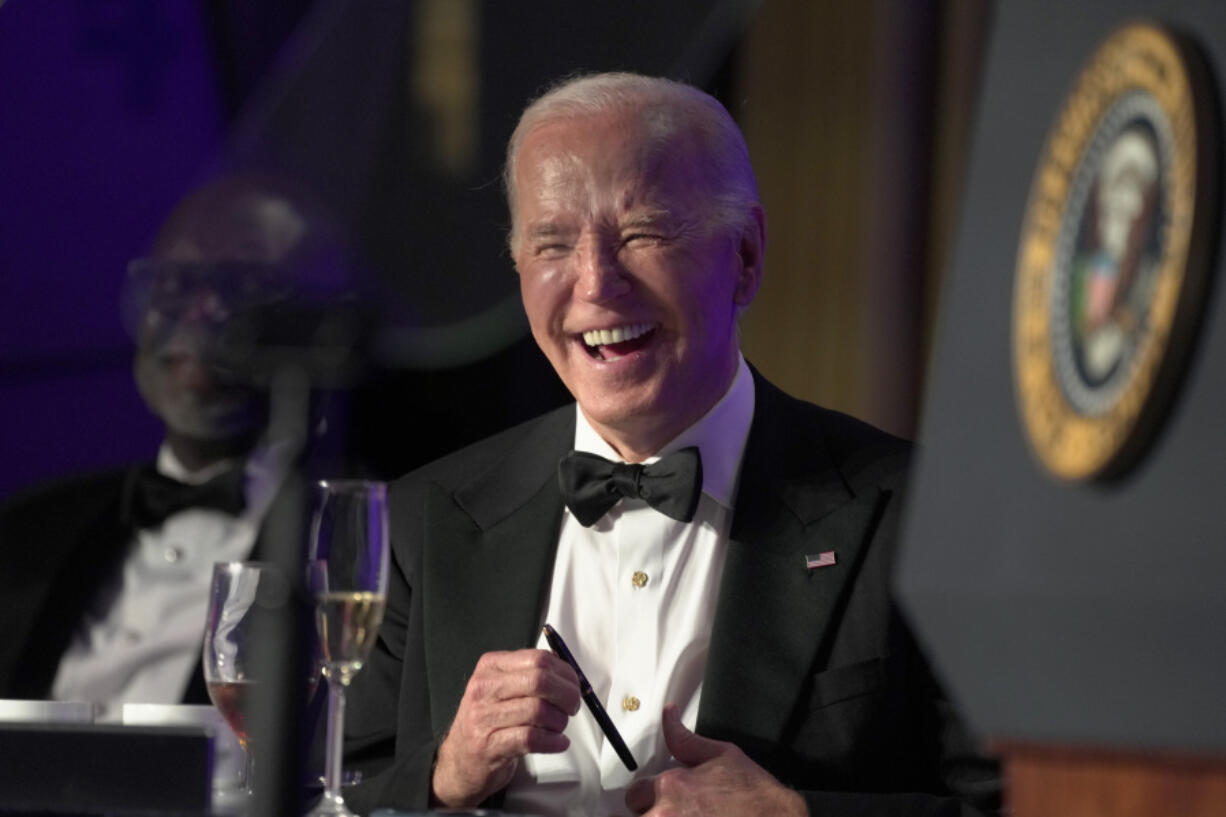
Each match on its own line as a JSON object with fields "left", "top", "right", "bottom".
{"left": 343, "top": 738, "right": 438, "bottom": 814}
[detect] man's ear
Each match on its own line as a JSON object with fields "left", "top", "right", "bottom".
{"left": 734, "top": 205, "right": 766, "bottom": 307}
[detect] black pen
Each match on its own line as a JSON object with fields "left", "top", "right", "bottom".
{"left": 541, "top": 623, "right": 638, "bottom": 771}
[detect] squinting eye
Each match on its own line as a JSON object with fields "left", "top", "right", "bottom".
{"left": 623, "top": 233, "right": 662, "bottom": 245}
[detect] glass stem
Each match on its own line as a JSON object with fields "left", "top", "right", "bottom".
{"left": 243, "top": 742, "right": 255, "bottom": 795}
{"left": 323, "top": 679, "right": 347, "bottom": 799}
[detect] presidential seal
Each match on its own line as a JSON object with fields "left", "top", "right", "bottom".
{"left": 1013, "top": 22, "right": 1219, "bottom": 481}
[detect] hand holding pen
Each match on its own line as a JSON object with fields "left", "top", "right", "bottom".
{"left": 430, "top": 646, "right": 583, "bottom": 808}
{"left": 430, "top": 626, "right": 639, "bottom": 808}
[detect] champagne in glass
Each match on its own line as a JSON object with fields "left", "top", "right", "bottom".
{"left": 306, "top": 480, "right": 388, "bottom": 817}
{"left": 316, "top": 590, "right": 386, "bottom": 685}
{"left": 203, "top": 561, "right": 280, "bottom": 801}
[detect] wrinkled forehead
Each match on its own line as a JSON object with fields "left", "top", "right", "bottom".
{"left": 513, "top": 112, "right": 705, "bottom": 220}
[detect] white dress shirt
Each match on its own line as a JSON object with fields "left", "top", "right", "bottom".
{"left": 504, "top": 356, "right": 755, "bottom": 817}
{"left": 51, "top": 440, "right": 290, "bottom": 721}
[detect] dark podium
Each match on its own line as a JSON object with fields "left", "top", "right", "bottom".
{"left": 895, "top": 1, "right": 1226, "bottom": 815}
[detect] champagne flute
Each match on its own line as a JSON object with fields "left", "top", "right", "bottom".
{"left": 306, "top": 480, "right": 388, "bottom": 817}
{"left": 202, "top": 561, "right": 280, "bottom": 803}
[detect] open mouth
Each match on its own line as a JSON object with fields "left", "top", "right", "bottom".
{"left": 580, "top": 323, "right": 658, "bottom": 360}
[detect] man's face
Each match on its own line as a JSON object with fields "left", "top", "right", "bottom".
{"left": 512, "top": 110, "right": 762, "bottom": 459}
{"left": 131, "top": 258, "right": 271, "bottom": 443}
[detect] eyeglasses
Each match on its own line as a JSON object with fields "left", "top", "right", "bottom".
{"left": 122, "top": 259, "right": 296, "bottom": 336}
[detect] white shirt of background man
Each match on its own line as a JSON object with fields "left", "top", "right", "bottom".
{"left": 51, "top": 440, "right": 291, "bottom": 720}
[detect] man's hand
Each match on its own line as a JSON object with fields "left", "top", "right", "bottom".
{"left": 430, "top": 649, "right": 582, "bottom": 808}
{"left": 624, "top": 704, "right": 808, "bottom": 817}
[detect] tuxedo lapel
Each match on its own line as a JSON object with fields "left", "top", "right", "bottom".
{"left": 420, "top": 408, "right": 574, "bottom": 728}
{"left": 698, "top": 375, "right": 890, "bottom": 758}
{"left": 0, "top": 466, "right": 138, "bottom": 698}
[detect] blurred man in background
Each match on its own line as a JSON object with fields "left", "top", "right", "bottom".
{"left": 0, "top": 173, "right": 351, "bottom": 718}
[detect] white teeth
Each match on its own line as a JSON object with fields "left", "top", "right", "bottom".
{"left": 582, "top": 323, "right": 654, "bottom": 347}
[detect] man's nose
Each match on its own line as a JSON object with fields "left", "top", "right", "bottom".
{"left": 177, "top": 353, "right": 218, "bottom": 392}
{"left": 575, "top": 238, "right": 631, "bottom": 303}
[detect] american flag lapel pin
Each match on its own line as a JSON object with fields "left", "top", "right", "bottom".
{"left": 805, "top": 550, "right": 837, "bottom": 570}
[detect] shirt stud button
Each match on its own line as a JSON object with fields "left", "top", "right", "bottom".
{"left": 163, "top": 546, "right": 184, "bottom": 563}
{"left": 631, "top": 570, "right": 648, "bottom": 588}
{"left": 622, "top": 695, "right": 640, "bottom": 712}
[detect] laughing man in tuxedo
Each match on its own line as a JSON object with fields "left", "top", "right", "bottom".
{"left": 345, "top": 73, "right": 997, "bottom": 816}
{"left": 0, "top": 174, "right": 347, "bottom": 716}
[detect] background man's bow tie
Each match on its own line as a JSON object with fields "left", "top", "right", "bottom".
{"left": 127, "top": 465, "right": 247, "bottom": 529}
{"left": 557, "top": 446, "right": 703, "bottom": 527}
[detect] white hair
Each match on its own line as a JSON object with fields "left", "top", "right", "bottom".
{"left": 503, "top": 72, "right": 761, "bottom": 248}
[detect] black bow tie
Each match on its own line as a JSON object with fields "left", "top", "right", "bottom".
{"left": 126, "top": 465, "right": 247, "bottom": 529}
{"left": 557, "top": 446, "right": 703, "bottom": 528}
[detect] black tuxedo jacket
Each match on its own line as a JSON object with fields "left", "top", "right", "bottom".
{"left": 0, "top": 464, "right": 255, "bottom": 704}
{"left": 345, "top": 371, "right": 998, "bottom": 815}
